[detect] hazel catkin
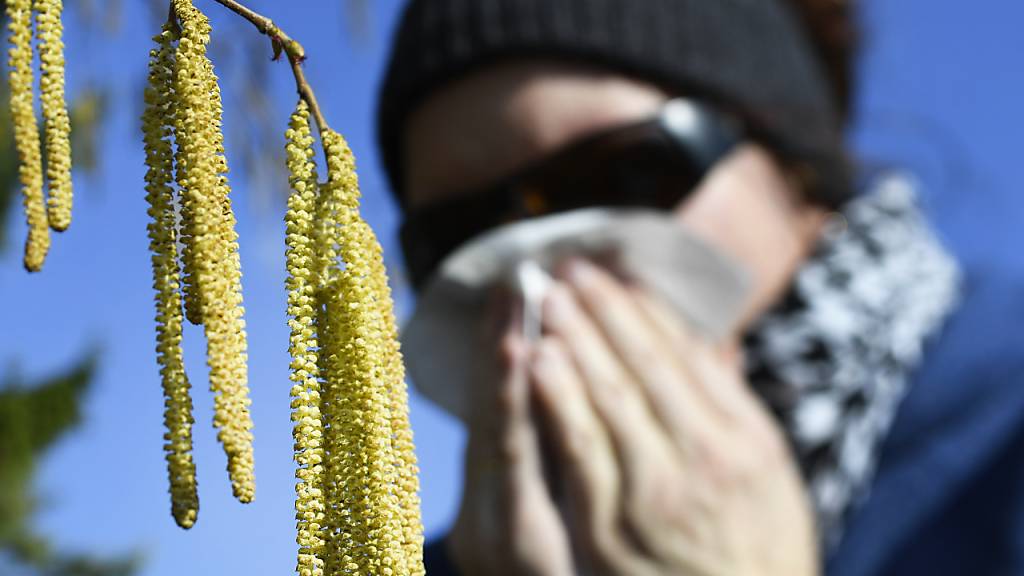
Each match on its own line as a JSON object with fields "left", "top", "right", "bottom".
{"left": 171, "top": 0, "right": 254, "bottom": 504}
{"left": 34, "top": 0, "right": 72, "bottom": 232}
{"left": 368, "top": 224, "right": 425, "bottom": 575}
{"left": 285, "top": 100, "right": 326, "bottom": 576}
{"left": 6, "top": 0, "right": 49, "bottom": 272}
{"left": 134, "top": 0, "right": 425, "bottom": 559}
{"left": 316, "top": 128, "right": 425, "bottom": 575}
{"left": 142, "top": 23, "right": 199, "bottom": 530}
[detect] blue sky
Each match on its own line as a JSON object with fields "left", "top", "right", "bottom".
{"left": 1, "top": 0, "right": 1022, "bottom": 575}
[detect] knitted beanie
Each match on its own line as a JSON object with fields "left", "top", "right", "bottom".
{"left": 377, "top": 0, "right": 853, "bottom": 208}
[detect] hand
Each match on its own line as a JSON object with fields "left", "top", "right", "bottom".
{"left": 449, "top": 259, "right": 819, "bottom": 576}
{"left": 528, "top": 258, "right": 819, "bottom": 576}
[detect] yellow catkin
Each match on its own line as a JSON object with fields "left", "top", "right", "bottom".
{"left": 6, "top": 0, "right": 49, "bottom": 271}
{"left": 173, "top": 16, "right": 202, "bottom": 328}
{"left": 177, "top": 156, "right": 203, "bottom": 326}
{"left": 317, "top": 128, "right": 424, "bottom": 575}
{"left": 142, "top": 24, "right": 199, "bottom": 530}
{"left": 314, "top": 174, "right": 353, "bottom": 575}
{"left": 320, "top": 133, "right": 384, "bottom": 574}
{"left": 285, "top": 101, "right": 326, "bottom": 576}
{"left": 171, "top": 0, "right": 254, "bottom": 504}
{"left": 34, "top": 0, "right": 72, "bottom": 231}
{"left": 369, "top": 231, "right": 425, "bottom": 576}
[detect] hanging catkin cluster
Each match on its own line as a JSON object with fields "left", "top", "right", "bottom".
{"left": 140, "top": 0, "right": 255, "bottom": 528}
{"left": 285, "top": 101, "right": 327, "bottom": 576}
{"left": 3, "top": 0, "right": 428, "bottom": 563}
{"left": 142, "top": 24, "right": 198, "bottom": 529}
{"left": 285, "top": 101, "right": 424, "bottom": 575}
{"left": 5, "top": 0, "right": 72, "bottom": 272}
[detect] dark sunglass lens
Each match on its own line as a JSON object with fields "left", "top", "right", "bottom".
{"left": 402, "top": 100, "right": 740, "bottom": 291}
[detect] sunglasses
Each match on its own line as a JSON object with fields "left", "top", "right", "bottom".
{"left": 399, "top": 98, "right": 743, "bottom": 291}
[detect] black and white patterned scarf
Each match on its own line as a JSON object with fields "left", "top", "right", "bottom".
{"left": 743, "top": 174, "right": 961, "bottom": 546}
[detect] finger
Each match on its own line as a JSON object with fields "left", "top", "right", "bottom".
{"left": 540, "top": 281, "right": 690, "bottom": 568}
{"left": 498, "top": 331, "right": 540, "bottom": 481}
{"left": 467, "top": 296, "right": 522, "bottom": 441}
{"left": 541, "top": 281, "right": 672, "bottom": 474}
{"left": 530, "top": 338, "right": 662, "bottom": 576}
{"left": 529, "top": 337, "right": 624, "bottom": 571}
{"left": 454, "top": 331, "right": 522, "bottom": 573}
{"left": 554, "top": 259, "right": 716, "bottom": 443}
{"left": 498, "top": 331, "right": 576, "bottom": 575}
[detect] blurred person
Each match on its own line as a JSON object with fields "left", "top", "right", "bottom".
{"left": 376, "top": 1, "right": 963, "bottom": 575}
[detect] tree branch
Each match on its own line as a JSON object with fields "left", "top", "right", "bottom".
{"left": 208, "top": 0, "right": 330, "bottom": 135}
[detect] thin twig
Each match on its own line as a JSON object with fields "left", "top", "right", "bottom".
{"left": 287, "top": 56, "right": 329, "bottom": 136}
{"left": 167, "top": 1, "right": 182, "bottom": 36}
{"left": 209, "top": 0, "right": 330, "bottom": 134}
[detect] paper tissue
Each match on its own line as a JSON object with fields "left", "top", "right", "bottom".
{"left": 401, "top": 208, "right": 751, "bottom": 422}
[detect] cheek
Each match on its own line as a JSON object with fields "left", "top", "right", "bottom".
{"left": 673, "top": 158, "right": 823, "bottom": 330}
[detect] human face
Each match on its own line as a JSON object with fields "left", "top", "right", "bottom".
{"left": 403, "top": 59, "right": 828, "bottom": 336}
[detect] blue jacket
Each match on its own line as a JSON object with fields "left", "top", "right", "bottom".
{"left": 825, "top": 199, "right": 1024, "bottom": 573}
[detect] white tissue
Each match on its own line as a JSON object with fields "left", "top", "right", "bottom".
{"left": 401, "top": 208, "right": 751, "bottom": 422}
{"left": 516, "top": 259, "right": 553, "bottom": 343}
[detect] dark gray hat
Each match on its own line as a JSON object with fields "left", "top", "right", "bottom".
{"left": 377, "top": 0, "right": 852, "bottom": 207}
